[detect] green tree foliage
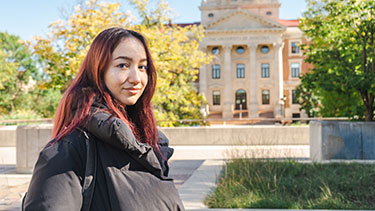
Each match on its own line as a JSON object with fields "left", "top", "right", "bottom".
{"left": 297, "top": 0, "right": 375, "bottom": 121}
{"left": 33, "top": 0, "right": 132, "bottom": 91}
{"left": 33, "top": 0, "right": 211, "bottom": 126}
{"left": 0, "top": 32, "right": 39, "bottom": 115}
{"left": 130, "top": 0, "right": 211, "bottom": 126}
{"left": 0, "top": 32, "right": 62, "bottom": 119}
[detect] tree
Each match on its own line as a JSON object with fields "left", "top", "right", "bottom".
{"left": 33, "top": 0, "right": 211, "bottom": 126}
{"left": 33, "top": 0, "right": 133, "bottom": 91}
{"left": 0, "top": 32, "right": 62, "bottom": 119}
{"left": 297, "top": 0, "right": 375, "bottom": 121}
{"left": 0, "top": 32, "right": 39, "bottom": 115}
{"left": 129, "top": 0, "right": 211, "bottom": 126}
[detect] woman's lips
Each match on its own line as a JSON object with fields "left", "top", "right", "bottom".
{"left": 124, "top": 87, "right": 141, "bottom": 95}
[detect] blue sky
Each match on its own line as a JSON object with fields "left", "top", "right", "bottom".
{"left": 0, "top": 0, "right": 307, "bottom": 41}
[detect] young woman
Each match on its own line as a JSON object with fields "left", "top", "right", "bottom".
{"left": 23, "top": 27, "right": 184, "bottom": 211}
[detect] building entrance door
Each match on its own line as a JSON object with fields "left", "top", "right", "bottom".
{"left": 235, "top": 89, "right": 247, "bottom": 110}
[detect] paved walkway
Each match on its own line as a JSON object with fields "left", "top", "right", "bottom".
{"left": 0, "top": 145, "right": 367, "bottom": 211}
{"left": 0, "top": 159, "right": 205, "bottom": 211}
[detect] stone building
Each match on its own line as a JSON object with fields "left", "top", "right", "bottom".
{"left": 196, "top": 0, "right": 310, "bottom": 119}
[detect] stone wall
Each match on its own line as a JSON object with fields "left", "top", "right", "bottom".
{"left": 0, "top": 126, "right": 17, "bottom": 147}
{"left": 161, "top": 126, "right": 309, "bottom": 145}
{"left": 16, "top": 124, "right": 53, "bottom": 173}
{"left": 11, "top": 124, "right": 309, "bottom": 173}
{"left": 310, "top": 121, "right": 375, "bottom": 162}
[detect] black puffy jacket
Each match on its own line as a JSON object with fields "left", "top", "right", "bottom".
{"left": 23, "top": 111, "right": 185, "bottom": 211}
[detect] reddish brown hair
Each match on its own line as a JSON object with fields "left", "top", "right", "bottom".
{"left": 52, "top": 27, "right": 158, "bottom": 147}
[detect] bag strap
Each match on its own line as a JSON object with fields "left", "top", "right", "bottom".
{"left": 81, "top": 130, "right": 97, "bottom": 211}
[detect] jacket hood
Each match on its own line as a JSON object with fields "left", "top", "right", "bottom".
{"left": 84, "top": 110, "right": 171, "bottom": 180}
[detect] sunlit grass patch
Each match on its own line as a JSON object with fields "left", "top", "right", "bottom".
{"left": 205, "top": 159, "right": 375, "bottom": 209}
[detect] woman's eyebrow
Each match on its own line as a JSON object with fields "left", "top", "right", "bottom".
{"left": 114, "top": 56, "right": 132, "bottom": 61}
{"left": 113, "top": 56, "right": 147, "bottom": 63}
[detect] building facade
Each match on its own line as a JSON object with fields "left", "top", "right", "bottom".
{"left": 197, "top": 0, "right": 309, "bottom": 119}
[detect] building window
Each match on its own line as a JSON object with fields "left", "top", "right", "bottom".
{"left": 266, "top": 11, "right": 272, "bottom": 16}
{"left": 291, "top": 63, "right": 300, "bottom": 78}
{"left": 237, "top": 64, "right": 245, "bottom": 78}
{"left": 262, "top": 90, "right": 270, "bottom": 105}
{"left": 212, "top": 64, "right": 220, "bottom": 79}
{"left": 291, "top": 42, "right": 300, "bottom": 54}
{"left": 213, "top": 91, "right": 220, "bottom": 105}
{"left": 212, "top": 47, "right": 220, "bottom": 55}
{"left": 261, "top": 45, "right": 269, "bottom": 54}
{"left": 292, "top": 113, "right": 300, "bottom": 118}
{"left": 261, "top": 63, "right": 270, "bottom": 78}
{"left": 208, "top": 13, "right": 214, "bottom": 18}
{"left": 292, "top": 89, "right": 298, "bottom": 104}
{"left": 236, "top": 46, "right": 245, "bottom": 54}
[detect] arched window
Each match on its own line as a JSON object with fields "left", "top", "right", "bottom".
{"left": 262, "top": 90, "right": 270, "bottom": 104}
{"left": 235, "top": 89, "right": 247, "bottom": 110}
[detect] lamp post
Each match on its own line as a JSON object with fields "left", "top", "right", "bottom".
{"left": 239, "top": 104, "right": 242, "bottom": 120}
{"left": 280, "top": 95, "right": 287, "bottom": 122}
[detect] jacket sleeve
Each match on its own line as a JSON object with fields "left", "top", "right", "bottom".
{"left": 154, "top": 129, "right": 174, "bottom": 177}
{"left": 23, "top": 134, "right": 86, "bottom": 211}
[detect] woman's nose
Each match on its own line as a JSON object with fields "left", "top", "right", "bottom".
{"left": 128, "top": 66, "right": 141, "bottom": 84}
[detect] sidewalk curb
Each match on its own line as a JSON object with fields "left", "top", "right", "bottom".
{"left": 0, "top": 174, "right": 31, "bottom": 186}
{"left": 178, "top": 160, "right": 224, "bottom": 210}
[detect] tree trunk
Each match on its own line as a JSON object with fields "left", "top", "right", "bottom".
{"left": 365, "top": 108, "right": 374, "bottom": 121}
{"left": 364, "top": 102, "right": 375, "bottom": 121}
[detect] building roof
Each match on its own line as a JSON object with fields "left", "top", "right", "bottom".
{"left": 279, "top": 19, "right": 300, "bottom": 27}
{"left": 175, "top": 22, "right": 201, "bottom": 27}
{"left": 174, "top": 19, "right": 299, "bottom": 28}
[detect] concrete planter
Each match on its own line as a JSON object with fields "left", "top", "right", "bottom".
{"left": 16, "top": 124, "right": 52, "bottom": 173}
{"left": 310, "top": 120, "right": 375, "bottom": 162}
{"left": 0, "top": 126, "right": 17, "bottom": 147}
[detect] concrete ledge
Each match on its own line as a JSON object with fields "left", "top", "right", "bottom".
{"left": 12, "top": 124, "right": 309, "bottom": 173}
{"left": 4, "top": 125, "right": 309, "bottom": 147}
{"left": 310, "top": 121, "right": 375, "bottom": 162}
{"left": 171, "top": 145, "right": 309, "bottom": 160}
{"left": 162, "top": 126, "right": 309, "bottom": 145}
{"left": 0, "top": 174, "right": 32, "bottom": 186}
{"left": 0, "top": 147, "right": 16, "bottom": 165}
{"left": 0, "top": 126, "right": 17, "bottom": 147}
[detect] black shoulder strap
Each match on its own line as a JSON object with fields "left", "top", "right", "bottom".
{"left": 81, "top": 130, "right": 97, "bottom": 211}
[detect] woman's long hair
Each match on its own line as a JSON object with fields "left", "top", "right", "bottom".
{"left": 52, "top": 27, "right": 158, "bottom": 147}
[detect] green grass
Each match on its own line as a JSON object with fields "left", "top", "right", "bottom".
{"left": 205, "top": 159, "right": 375, "bottom": 209}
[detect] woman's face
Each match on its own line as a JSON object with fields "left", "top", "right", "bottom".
{"left": 104, "top": 37, "right": 148, "bottom": 106}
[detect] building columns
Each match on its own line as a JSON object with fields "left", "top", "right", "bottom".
{"left": 273, "top": 42, "right": 284, "bottom": 118}
{"left": 222, "top": 44, "right": 233, "bottom": 119}
{"left": 248, "top": 43, "right": 259, "bottom": 117}
{"left": 198, "top": 45, "right": 208, "bottom": 117}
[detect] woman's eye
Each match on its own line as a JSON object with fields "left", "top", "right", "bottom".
{"left": 139, "top": 65, "right": 148, "bottom": 71}
{"left": 117, "top": 63, "right": 130, "bottom": 69}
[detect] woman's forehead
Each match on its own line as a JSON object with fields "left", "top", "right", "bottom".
{"left": 112, "top": 37, "right": 147, "bottom": 60}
